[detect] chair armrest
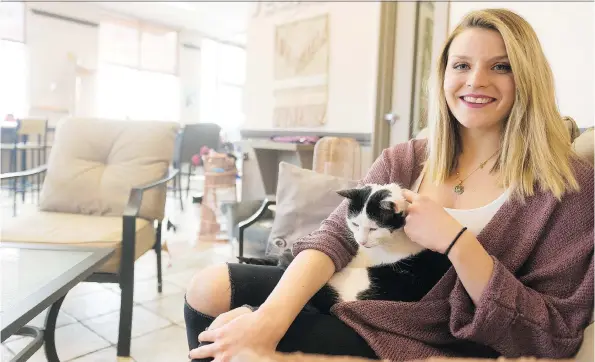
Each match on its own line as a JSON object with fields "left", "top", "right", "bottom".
{"left": 237, "top": 196, "right": 276, "bottom": 258}
{"left": 124, "top": 168, "right": 179, "bottom": 218}
{"left": 120, "top": 167, "right": 180, "bottom": 279}
{"left": 238, "top": 197, "right": 276, "bottom": 232}
{"left": 0, "top": 165, "right": 48, "bottom": 181}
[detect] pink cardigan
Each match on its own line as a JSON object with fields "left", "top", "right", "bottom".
{"left": 292, "top": 139, "right": 594, "bottom": 360}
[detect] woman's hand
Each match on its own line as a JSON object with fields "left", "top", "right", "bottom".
{"left": 400, "top": 189, "right": 465, "bottom": 254}
{"left": 188, "top": 307, "right": 284, "bottom": 362}
{"left": 401, "top": 189, "right": 495, "bottom": 304}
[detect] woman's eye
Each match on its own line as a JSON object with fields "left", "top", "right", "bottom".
{"left": 370, "top": 228, "right": 377, "bottom": 232}
{"left": 493, "top": 63, "right": 512, "bottom": 72}
{"left": 453, "top": 63, "right": 469, "bottom": 70}
{"left": 352, "top": 222, "right": 359, "bottom": 227}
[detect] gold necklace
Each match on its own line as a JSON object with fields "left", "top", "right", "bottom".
{"left": 453, "top": 150, "right": 499, "bottom": 195}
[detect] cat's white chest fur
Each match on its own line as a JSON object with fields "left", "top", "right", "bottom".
{"left": 327, "top": 232, "right": 425, "bottom": 303}
{"left": 328, "top": 266, "right": 371, "bottom": 302}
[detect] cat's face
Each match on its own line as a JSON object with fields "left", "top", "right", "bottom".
{"left": 337, "top": 184, "right": 408, "bottom": 249}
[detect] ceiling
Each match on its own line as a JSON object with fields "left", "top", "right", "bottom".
{"left": 95, "top": 1, "right": 253, "bottom": 45}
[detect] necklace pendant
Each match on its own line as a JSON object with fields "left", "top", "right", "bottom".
{"left": 454, "top": 183, "right": 465, "bottom": 195}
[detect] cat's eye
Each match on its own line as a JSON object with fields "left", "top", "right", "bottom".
{"left": 351, "top": 222, "right": 359, "bottom": 227}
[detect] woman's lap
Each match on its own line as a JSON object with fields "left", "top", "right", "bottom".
{"left": 184, "top": 262, "right": 378, "bottom": 359}
{"left": 227, "top": 263, "right": 377, "bottom": 357}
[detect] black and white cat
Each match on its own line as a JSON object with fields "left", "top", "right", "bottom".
{"left": 238, "top": 183, "right": 452, "bottom": 314}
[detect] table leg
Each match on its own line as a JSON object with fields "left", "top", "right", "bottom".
{"left": 9, "top": 326, "right": 44, "bottom": 362}
{"left": 44, "top": 295, "right": 66, "bottom": 362}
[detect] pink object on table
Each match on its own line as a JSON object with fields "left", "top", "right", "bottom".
{"left": 191, "top": 154, "right": 201, "bottom": 166}
{"left": 270, "top": 136, "right": 320, "bottom": 144}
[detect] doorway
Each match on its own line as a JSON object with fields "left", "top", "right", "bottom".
{"left": 372, "top": 2, "right": 450, "bottom": 158}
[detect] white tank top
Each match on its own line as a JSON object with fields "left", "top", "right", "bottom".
{"left": 410, "top": 171, "right": 509, "bottom": 236}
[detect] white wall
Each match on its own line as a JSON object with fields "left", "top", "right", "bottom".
{"left": 449, "top": 2, "right": 594, "bottom": 128}
{"left": 244, "top": 2, "right": 381, "bottom": 134}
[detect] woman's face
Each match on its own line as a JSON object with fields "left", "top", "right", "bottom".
{"left": 443, "top": 28, "right": 515, "bottom": 132}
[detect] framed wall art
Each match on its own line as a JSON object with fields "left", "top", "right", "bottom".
{"left": 410, "top": 2, "right": 435, "bottom": 138}
{"left": 273, "top": 14, "right": 329, "bottom": 128}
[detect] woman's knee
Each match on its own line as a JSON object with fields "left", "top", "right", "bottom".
{"left": 185, "top": 263, "right": 232, "bottom": 317}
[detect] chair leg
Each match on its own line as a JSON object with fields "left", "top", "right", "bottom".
{"left": 20, "top": 148, "right": 26, "bottom": 203}
{"left": 186, "top": 165, "right": 192, "bottom": 199}
{"left": 178, "top": 173, "right": 184, "bottom": 211}
{"left": 155, "top": 221, "right": 163, "bottom": 293}
{"left": 117, "top": 265, "right": 134, "bottom": 357}
{"left": 118, "top": 216, "right": 136, "bottom": 357}
{"left": 12, "top": 183, "right": 17, "bottom": 217}
{"left": 11, "top": 148, "right": 17, "bottom": 216}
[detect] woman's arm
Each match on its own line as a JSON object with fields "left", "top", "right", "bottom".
{"left": 257, "top": 249, "right": 336, "bottom": 338}
{"left": 449, "top": 204, "right": 594, "bottom": 357}
{"left": 402, "top": 172, "right": 594, "bottom": 358}
{"left": 447, "top": 232, "right": 495, "bottom": 305}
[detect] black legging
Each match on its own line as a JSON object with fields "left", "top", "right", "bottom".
{"left": 184, "top": 262, "right": 379, "bottom": 362}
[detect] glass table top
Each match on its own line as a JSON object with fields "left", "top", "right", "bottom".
{"left": 0, "top": 246, "right": 93, "bottom": 314}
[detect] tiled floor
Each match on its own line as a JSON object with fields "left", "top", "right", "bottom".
{"left": 1, "top": 193, "right": 237, "bottom": 362}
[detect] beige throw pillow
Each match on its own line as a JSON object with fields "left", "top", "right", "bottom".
{"left": 266, "top": 162, "right": 358, "bottom": 256}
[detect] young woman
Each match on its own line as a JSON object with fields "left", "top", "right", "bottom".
{"left": 185, "top": 8, "right": 593, "bottom": 362}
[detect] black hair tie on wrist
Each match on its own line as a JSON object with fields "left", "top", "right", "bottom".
{"left": 444, "top": 227, "right": 468, "bottom": 256}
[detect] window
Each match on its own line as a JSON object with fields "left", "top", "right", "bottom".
{"left": 96, "top": 64, "right": 180, "bottom": 122}
{"left": 200, "top": 38, "right": 246, "bottom": 140}
{"left": 0, "top": 2, "right": 25, "bottom": 43}
{"left": 96, "top": 19, "right": 180, "bottom": 121}
{"left": 0, "top": 3, "right": 27, "bottom": 119}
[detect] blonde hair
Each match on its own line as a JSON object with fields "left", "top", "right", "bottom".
{"left": 425, "top": 8, "right": 579, "bottom": 201}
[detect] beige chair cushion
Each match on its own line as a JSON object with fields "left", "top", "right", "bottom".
{"left": 575, "top": 321, "right": 594, "bottom": 362}
{"left": 1, "top": 211, "right": 156, "bottom": 274}
{"left": 266, "top": 162, "right": 358, "bottom": 256}
{"left": 562, "top": 116, "right": 581, "bottom": 142}
{"left": 573, "top": 127, "right": 594, "bottom": 166}
{"left": 39, "top": 118, "right": 179, "bottom": 221}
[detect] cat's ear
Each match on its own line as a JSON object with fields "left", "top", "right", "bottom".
{"left": 337, "top": 188, "right": 360, "bottom": 200}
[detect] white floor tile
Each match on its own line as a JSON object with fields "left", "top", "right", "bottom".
{"left": 142, "top": 293, "right": 186, "bottom": 324}
{"left": 106, "top": 280, "right": 184, "bottom": 304}
{"left": 130, "top": 325, "right": 190, "bottom": 362}
{"left": 28, "top": 306, "right": 77, "bottom": 329}
{"left": 4, "top": 323, "right": 110, "bottom": 362}
{"left": 62, "top": 289, "right": 122, "bottom": 321}
{"left": 163, "top": 270, "right": 196, "bottom": 289}
{"left": 68, "top": 282, "right": 111, "bottom": 298}
{"left": 1, "top": 344, "right": 14, "bottom": 361}
{"left": 3, "top": 306, "right": 77, "bottom": 343}
{"left": 82, "top": 306, "right": 171, "bottom": 345}
{"left": 68, "top": 347, "right": 125, "bottom": 362}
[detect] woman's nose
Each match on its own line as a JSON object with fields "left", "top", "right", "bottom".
{"left": 466, "top": 68, "right": 490, "bottom": 88}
